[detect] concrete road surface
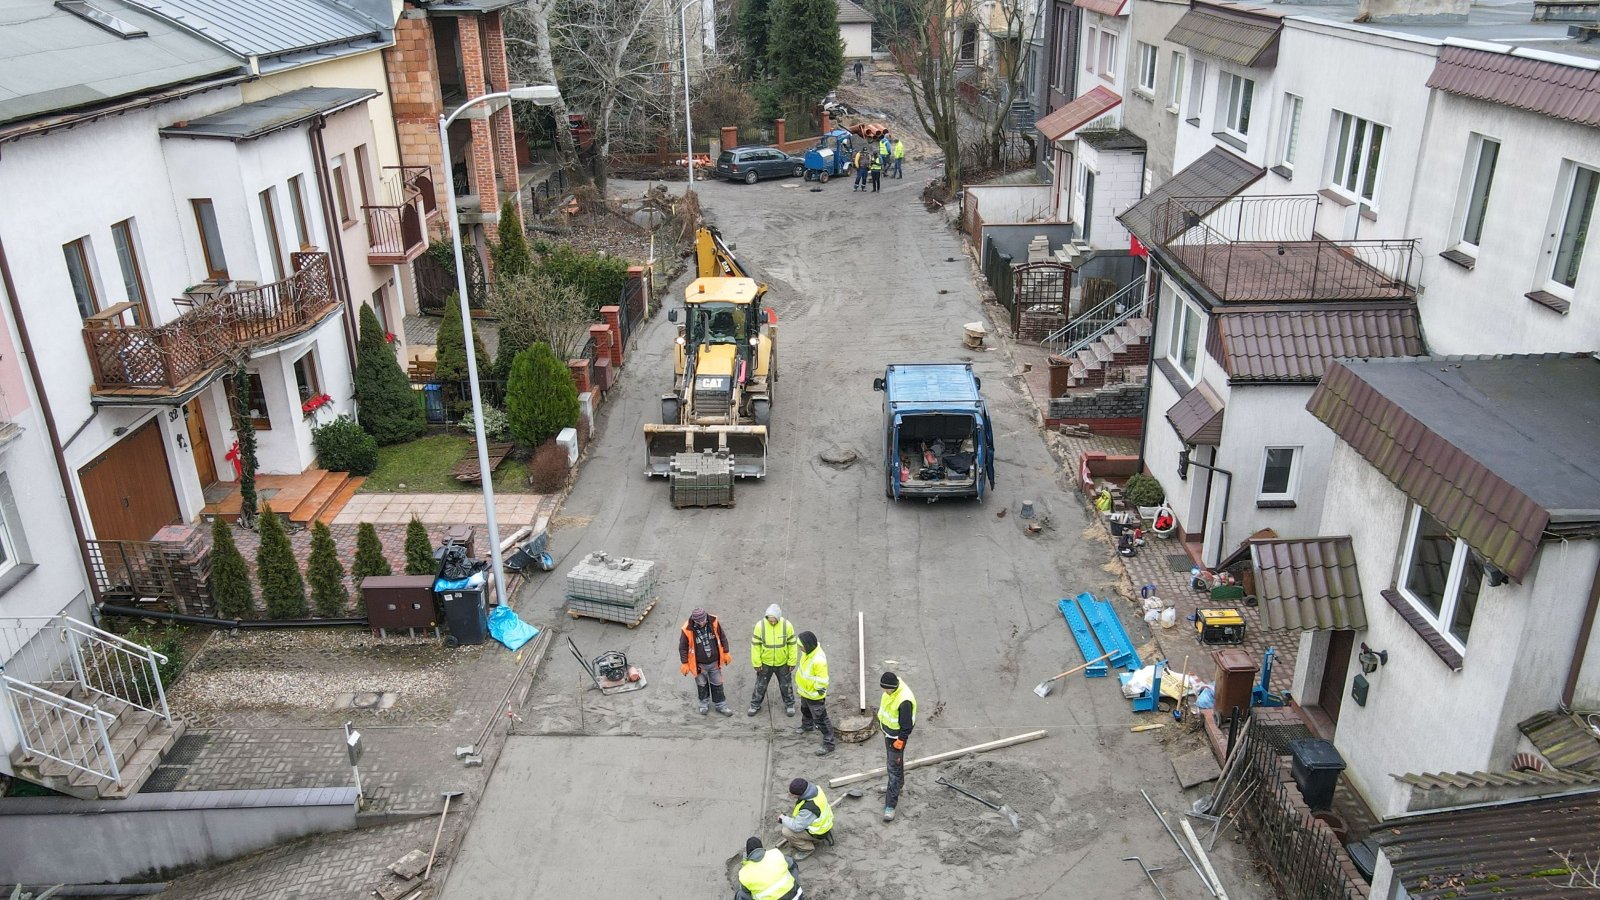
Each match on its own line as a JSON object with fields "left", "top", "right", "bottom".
{"left": 442, "top": 172, "right": 1274, "bottom": 899}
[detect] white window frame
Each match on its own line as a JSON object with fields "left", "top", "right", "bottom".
{"left": 1086, "top": 27, "right": 1099, "bottom": 75}
{"left": 1186, "top": 59, "right": 1208, "bottom": 124}
{"left": 1136, "top": 42, "right": 1158, "bottom": 94}
{"left": 1448, "top": 134, "right": 1499, "bottom": 257}
{"left": 1277, "top": 93, "right": 1303, "bottom": 173}
{"left": 1166, "top": 289, "right": 1203, "bottom": 383}
{"left": 1396, "top": 504, "right": 1482, "bottom": 656}
{"left": 1099, "top": 31, "right": 1118, "bottom": 81}
{"left": 1328, "top": 111, "right": 1388, "bottom": 208}
{"left": 0, "top": 475, "right": 28, "bottom": 581}
{"left": 1257, "top": 446, "right": 1299, "bottom": 502}
{"left": 1544, "top": 160, "right": 1598, "bottom": 299}
{"left": 1220, "top": 72, "right": 1254, "bottom": 139}
{"left": 1167, "top": 51, "right": 1185, "bottom": 112}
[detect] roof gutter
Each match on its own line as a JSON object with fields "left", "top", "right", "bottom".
{"left": 0, "top": 233, "right": 101, "bottom": 604}
{"left": 0, "top": 74, "right": 249, "bottom": 146}
{"left": 1561, "top": 555, "right": 1600, "bottom": 710}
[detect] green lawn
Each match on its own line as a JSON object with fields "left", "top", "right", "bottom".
{"left": 361, "top": 433, "right": 533, "bottom": 494}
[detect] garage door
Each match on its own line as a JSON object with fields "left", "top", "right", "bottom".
{"left": 79, "top": 419, "right": 181, "bottom": 541}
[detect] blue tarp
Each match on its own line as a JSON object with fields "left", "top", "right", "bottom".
{"left": 487, "top": 605, "right": 540, "bottom": 651}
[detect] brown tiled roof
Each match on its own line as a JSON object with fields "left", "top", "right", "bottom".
{"left": 1075, "top": 0, "right": 1127, "bottom": 15}
{"left": 1250, "top": 537, "right": 1366, "bottom": 631}
{"left": 1119, "top": 147, "right": 1263, "bottom": 245}
{"left": 1375, "top": 792, "right": 1600, "bottom": 899}
{"left": 1397, "top": 768, "right": 1600, "bottom": 791}
{"left": 1521, "top": 711, "right": 1600, "bottom": 774}
{"left": 1428, "top": 46, "right": 1600, "bottom": 129}
{"left": 1036, "top": 86, "right": 1122, "bottom": 141}
{"left": 1165, "top": 5, "right": 1281, "bottom": 69}
{"left": 1307, "top": 355, "right": 1600, "bottom": 582}
{"left": 1166, "top": 381, "right": 1224, "bottom": 445}
{"left": 1212, "top": 307, "right": 1425, "bottom": 383}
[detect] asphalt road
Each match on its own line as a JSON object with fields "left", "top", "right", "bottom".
{"left": 441, "top": 170, "right": 1273, "bottom": 899}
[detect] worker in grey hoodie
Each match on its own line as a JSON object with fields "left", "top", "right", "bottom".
{"left": 777, "top": 777, "right": 835, "bottom": 859}
{"left": 749, "top": 603, "right": 799, "bottom": 716}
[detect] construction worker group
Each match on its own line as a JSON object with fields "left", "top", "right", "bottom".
{"left": 850, "top": 134, "right": 905, "bottom": 193}
{"left": 682, "top": 605, "right": 917, "bottom": 899}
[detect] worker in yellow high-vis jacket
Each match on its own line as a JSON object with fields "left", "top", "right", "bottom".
{"left": 749, "top": 604, "right": 799, "bottom": 717}
{"left": 793, "top": 631, "right": 835, "bottom": 756}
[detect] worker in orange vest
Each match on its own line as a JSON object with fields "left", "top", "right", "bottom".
{"left": 680, "top": 607, "right": 734, "bottom": 716}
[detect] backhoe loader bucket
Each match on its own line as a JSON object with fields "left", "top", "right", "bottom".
{"left": 644, "top": 424, "right": 768, "bottom": 479}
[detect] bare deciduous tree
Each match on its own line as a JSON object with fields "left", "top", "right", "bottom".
{"left": 503, "top": 0, "right": 585, "bottom": 181}
{"left": 488, "top": 272, "right": 595, "bottom": 361}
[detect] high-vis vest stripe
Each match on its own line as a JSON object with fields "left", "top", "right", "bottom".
{"left": 795, "top": 647, "right": 829, "bottom": 700}
{"left": 795, "top": 788, "right": 834, "bottom": 836}
{"left": 739, "top": 851, "right": 795, "bottom": 900}
{"left": 877, "top": 682, "right": 918, "bottom": 734}
{"left": 751, "top": 618, "right": 797, "bottom": 668}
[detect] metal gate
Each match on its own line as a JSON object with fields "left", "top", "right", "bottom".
{"left": 1010, "top": 262, "right": 1072, "bottom": 336}
{"left": 414, "top": 245, "right": 488, "bottom": 313}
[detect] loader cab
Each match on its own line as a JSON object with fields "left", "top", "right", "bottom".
{"left": 676, "top": 277, "right": 762, "bottom": 381}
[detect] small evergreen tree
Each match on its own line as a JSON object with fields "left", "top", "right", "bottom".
{"left": 433, "top": 305, "right": 493, "bottom": 385}
{"left": 352, "top": 522, "right": 392, "bottom": 584}
{"left": 739, "top": 0, "right": 773, "bottom": 79}
{"left": 256, "top": 505, "right": 307, "bottom": 619}
{"left": 232, "top": 366, "right": 259, "bottom": 527}
{"left": 768, "top": 0, "right": 845, "bottom": 119}
{"left": 405, "top": 518, "right": 437, "bottom": 576}
{"left": 507, "top": 342, "right": 580, "bottom": 447}
{"left": 208, "top": 516, "right": 254, "bottom": 620}
{"left": 491, "top": 198, "right": 533, "bottom": 279}
{"left": 307, "top": 521, "right": 349, "bottom": 618}
{"left": 492, "top": 335, "right": 525, "bottom": 382}
{"left": 354, "top": 304, "right": 425, "bottom": 445}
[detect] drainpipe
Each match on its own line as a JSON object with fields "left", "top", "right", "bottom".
{"left": 1561, "top": 558, "right": 1600, "bottom": 710}
{"left": 1135, "top": 261, "right": 1159, "bottom": 470}
{"left": 308, "top": 117, "right": 361, "bottom": 370}
{"left": 1181, "top": 449, "right": 1233, "bottom": 569}
{"left": 0, "top": 234, "right": 101, "bottom": 604}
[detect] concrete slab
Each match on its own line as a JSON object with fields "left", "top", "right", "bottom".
{"left": 1173, "top": 747, "right": 1224, "bottom": 789}
{"left": 441, "top": 735, "right": 767, "bottom": 899}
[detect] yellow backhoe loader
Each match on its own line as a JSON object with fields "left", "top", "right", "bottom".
{"left": 643, "top": 226, "right": 777, "bottom": 480}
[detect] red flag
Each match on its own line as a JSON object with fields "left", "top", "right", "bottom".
{"left": 1129, "top": 234, "right": 1148, "bottom": 257}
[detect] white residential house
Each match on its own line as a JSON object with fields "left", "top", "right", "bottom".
{"left": 839, "top": 0, "right": 877, "bottom": 59}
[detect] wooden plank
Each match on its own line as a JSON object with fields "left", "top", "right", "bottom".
{"left": 826, "top": 730, "right": 1048, "bottom": 788}
{"left": 453, "top": 443, "right": 513, "bottom": 483}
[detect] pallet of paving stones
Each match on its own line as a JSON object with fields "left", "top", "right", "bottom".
{"left": 669, "top": 450, "right": 735, "bottom": 508}
{"left": 566, "top": 595, "right": 658, "bottom": 628}
{"left": 564, "top": 551, "right": 661, "bottom": 604}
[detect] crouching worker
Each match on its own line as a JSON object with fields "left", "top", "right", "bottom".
{"left": 734, "top": 836, "right": 802, "bottom": 900}
{"left": 778, "top": 778, "right": 834, "bottom": 860}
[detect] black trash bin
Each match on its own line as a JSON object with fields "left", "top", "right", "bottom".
{"left": 1288, "top": 738, "right": 1346, "bottom": 811}
{"left": 436, "top": 581, "right": 488, "bottom": 646}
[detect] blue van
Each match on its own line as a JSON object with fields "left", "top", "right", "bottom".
{"left": 872, "top": 363, "right": 995, "bottom": 501}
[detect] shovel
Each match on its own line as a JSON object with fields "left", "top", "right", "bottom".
{"left": 1033, "top": 651, "right": 1116, "bottom": 697}
{"left": 937, "top": 777, "right": 1021, "bottom": 831}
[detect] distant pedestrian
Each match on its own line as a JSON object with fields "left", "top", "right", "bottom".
{"left": 734, "top": 837, "right": 801, "bottom": 900}
{"left": 853, "top": 60, "right": 865, "bottom": 84}
{"left": 878, "top": 671, "right": 917, "bottom": 822}
{"left": 892, "top": 138, "right": 905, "bottom": 178}
{"left": 869, "top": 154, "right": 883, "bottom": 193}
{"left": 778, "top": 778, "right": 835, "bottom": 860}
{"left": 853, "top": 148, "right": 870, "bottom": 192}
{"left": 794, "top": 632, "right": 836, "bottom": 756}
{"left": 679, "top": 607, "right": 734, "bottom": 716}
{"left": 749, "top": 604, "right": 799, "bottom": 716}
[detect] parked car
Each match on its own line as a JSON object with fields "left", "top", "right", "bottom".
{"left": 714, "top": 146, "right": 805, "bottom": 184}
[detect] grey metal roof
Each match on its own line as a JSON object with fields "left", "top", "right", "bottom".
{"left": 0, "top": 0, "right": 244, "bottom": 126}
{"left": 837, "top": 0, "right": 876, "bottom": 24}
{"left": 1250, "top": 537, "right": 1367, "bottom": 631}
{"left": 1308, "top": 354, "right": 1600, "bottom": 582}
{"left": 160, "top": 85, "right": 375, "bottom": 139}
{"left": 121, "top": 0, "right": 388, "bottom": 70}
{"left": 1119, "top": 147, "right": 1264, "bottom": 246}
{"left": 1166, "top": 3, "right": 1282, "bottom": 68}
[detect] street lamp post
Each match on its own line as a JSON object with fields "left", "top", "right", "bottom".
{"left": 439, "top": 84, "right": 561, "bottom": 607}
{"left": 681, "top": 0, "right": 702, "bottom": 190}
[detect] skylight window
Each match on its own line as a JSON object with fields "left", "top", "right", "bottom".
{"left": 55, "top": 0, "right": 147, "bottom": 38}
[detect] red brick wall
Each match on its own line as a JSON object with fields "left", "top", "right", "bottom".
{"left": 483, "top": 12, "right": 520, "bottom": 198}
{"left": 388, "top": 7, "right": 447, "bottom": 225}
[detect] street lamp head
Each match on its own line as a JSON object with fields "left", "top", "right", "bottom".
{"left": 509, "top": 84, "right": 562, "bottom": 105}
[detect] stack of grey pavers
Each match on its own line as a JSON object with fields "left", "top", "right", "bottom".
{"left": 565, "top": 551, "right": 662, "bottom": 625}
{"left": 669, "top": 449, "right": 735, "bottom": 508}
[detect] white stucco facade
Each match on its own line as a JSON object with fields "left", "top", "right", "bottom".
{"left": 840, "top": 21, "right": 873, "bottom": 58}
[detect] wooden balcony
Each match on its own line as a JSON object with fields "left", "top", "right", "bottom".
{"left": 365, "top": 166, "right": 435, "bottom": 266}
{"left": 83, "top": 252, "right": 338, "bottom": 399}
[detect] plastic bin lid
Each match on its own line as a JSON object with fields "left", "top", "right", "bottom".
{"left": 1288, "top": 738, "right": 1346, "bottom": 770}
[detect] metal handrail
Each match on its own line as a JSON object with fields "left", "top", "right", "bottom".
{"left": 0, "top": 615, "right": 171, "bottom": 723}
{"left": 1, "top": 675, "right": 121, "bottom": 785}
{"left": 1041, "top": 275, "right": 1148, "bottom": 355}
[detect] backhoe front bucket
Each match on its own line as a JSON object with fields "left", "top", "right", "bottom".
{"left": 644, "top": 424, "right": 768, "bottom": 478}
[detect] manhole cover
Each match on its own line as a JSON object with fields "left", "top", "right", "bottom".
{"left": 336, "top": 691, "right": 398, "bottom": 710}
{"left": 820, "top": 448, "right": 858, "bottom": 468}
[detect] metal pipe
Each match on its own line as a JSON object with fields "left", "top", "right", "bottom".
{"left": 308, "top": 117, "right": 361, "bottom": 371}
{"left": 1182, "top": 452, "right": 1234, "bottom": 569}
{"left": 97, "top": 603, "right": 367, "bottom": 630}
{"left": 680, "top": 0, "right": 701, "bottom": 191}
{"left": 1140, "top": 788, "right": 1217, "bottom": 897}
{"left": 0, "top": 233, "right": 101, "bottom": 604}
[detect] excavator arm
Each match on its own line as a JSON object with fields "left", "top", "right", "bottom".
{"left": 695, "top": 227, "right": 768, "bottom": 302}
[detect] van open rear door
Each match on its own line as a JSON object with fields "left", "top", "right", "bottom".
{"left": 982, "top": 412, "right": 996, "bottom": 493}
{"left": 889, "top": 416, "right": 902, "bottom": 500}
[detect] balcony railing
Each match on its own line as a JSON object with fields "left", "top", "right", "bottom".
{"left": 363, "top": 201, "right": 427, "bottom": 266}
{"left": 1151, "top": 196, "right": 1419, "bottom": 304}
{"left": 83, "top": 252, "right": 336, "bottom": 396}
{"left": 384, "top": 164, "right": 437, "bottom": 218}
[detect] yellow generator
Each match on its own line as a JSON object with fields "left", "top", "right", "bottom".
{"left": 643, "top": 228, "right": 777, "bottom": 480}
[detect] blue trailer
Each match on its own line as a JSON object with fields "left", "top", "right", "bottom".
{"left": 872, "top": 363, "right": 996, "bottom": 501}
{"left": 803, "top": 129, "right": 857, "bottom": 182}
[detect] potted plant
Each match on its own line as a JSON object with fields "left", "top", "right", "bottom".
{"left": 1123, "top": 473, "right": 1166, "bottom": 520}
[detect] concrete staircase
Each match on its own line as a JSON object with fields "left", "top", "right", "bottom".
{"left": 7, "top": 680, "right": 185, "bottom": 800}
{"left": 1053, "top": 316, "right": 1153, "bottom": 389}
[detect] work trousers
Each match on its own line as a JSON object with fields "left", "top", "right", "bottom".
{"left": 750, "top": 664, "right": 795, "bottom": 709}
{"left": 854, "top": 166, "right": 869, "bottom": 189}
{"left": 782, "top": 823, "right": 819, "bottom": 851}
{"left": 870, "top": 170, "right": 882, "bottom": 192}
{"left": 893, "top": 158, "right": 903, "bottom": 178}
{"left": 884, "top": 735, "right": 907, "bottom": 808}
{"left": 799, "top": 697, "right": 836, "bottom": 749}
{"left": 694, "top": 662, "right": 727, "bottom": 705}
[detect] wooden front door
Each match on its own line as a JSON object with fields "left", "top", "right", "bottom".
{"left": 79, "top": 419, "right": 182, "bottom": 541}
{"left": 1318, "top": 629, "right": 1356, "bottom": 728}
{"left": 185, "top": 398, "right": 217, "bottom": 487}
